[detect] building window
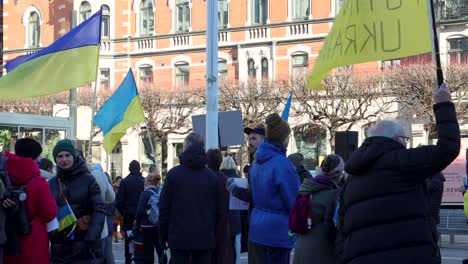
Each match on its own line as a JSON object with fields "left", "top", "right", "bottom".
{"left": 261, "top": 58, "right": 268, "bottom": 79}
{"left": 79, "top": 1, "right": 92, "bottom": 23}
{"left": 218, "top": 59, "right": 227, "bottom": 81}
{"left": 381, "top": 59, "right": 400, "bottom": 70}
{"left": 448, "top": 38, "right": 468, "bottom": 64}
{"left": 248, "top": 59, "right": 256, "bottom": 79}
{"left": 28, "top": 12, "right": 40, "bottom": 48}
{"left": 293, "top": 124, "right": 327, "bottom": 169}
{"left": 291, "top": 53, "right": 308, "bottom": 77}
{"left": 140, "top": 0, "right": 155, "bottom": 35}
{"left": 139, "top": 65, "right": 153, "bottom": 87}
{"left": 252, "top": 0, "right": 268, "bottom": 25}
{"left": 218, "top": 0, "right": 229, "bottom": 29}
{"left": 176, "top": 0, "right": 191, "bottom": 32}
{"left": 101, "top": 5, "right": 110, "bottom": 38}
{"left": 175, "top": 62, "right": 190, "bottom": 87}
{"left": 293, "top": 0, "right": 309, "bottom": 20}
{"left": 335, "top": 0, "right": 344, "bottom": 15}
{"left": 99, "top": 68, "right": 110, "bottom": 90}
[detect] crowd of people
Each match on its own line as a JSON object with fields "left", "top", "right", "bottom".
{"left": 0, "top": 82, "right": 461, "bottom": 264}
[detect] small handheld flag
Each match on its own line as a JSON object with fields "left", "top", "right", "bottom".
{"left": 282, "top": 90, "right": 293, "bottom": 121}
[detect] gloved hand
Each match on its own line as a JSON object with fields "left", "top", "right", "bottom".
{"left": 226, "top": 178, "right": 238, "bottom": 193}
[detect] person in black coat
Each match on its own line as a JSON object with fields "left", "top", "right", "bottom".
{"left": 159, "top": 132, "right": 220, "bottom": 264}
{"left": 116, "top": 160, "right": 145, "bottom": 264}
{"left": 337, "top": 83, "right": 460, "bottom": 264}
{"left": 48, "top": 139, "right": 106, "bottom": 263}
{"left": 427, "top": 172, "right": 445, "bottom": 225}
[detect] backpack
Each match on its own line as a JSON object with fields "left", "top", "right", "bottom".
{"left": 289, "top": 193, "right": 312, "bottom": 234}
{"left": 147, "top": 188, "right": 160, "bottom": 225}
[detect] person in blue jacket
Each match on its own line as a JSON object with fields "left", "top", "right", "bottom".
{"left": 248, "top": 113, "right": 301, "bottom": 264}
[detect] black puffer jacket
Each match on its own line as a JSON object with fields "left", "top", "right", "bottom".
{"left": 49, "top": 157, "right": 106, "bottom": 262}
{"left": 337, "top": 102, "right": 460, "bottom": 264}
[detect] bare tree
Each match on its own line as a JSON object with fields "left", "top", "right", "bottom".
{"left": 292, "top": 70, "right": 397, "bottom": 150}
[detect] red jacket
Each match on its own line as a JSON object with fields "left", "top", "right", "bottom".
{"left": 3, "top": 153, "right": 57, "bottom": 264}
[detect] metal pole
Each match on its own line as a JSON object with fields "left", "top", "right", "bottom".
{"left": 146, "top": 127, "right": 156, "bottom": 164}
{"left": 87, "top": 80, "right": 98, "bottom": 164}
{"left": 206, "top": 0, "right": 219, "bottom": 149}
{"left": 69, "top": 10, "right": 78, "bottom": 140}
{"left": 427, "top": 0, "right": 444, "bottom": 86}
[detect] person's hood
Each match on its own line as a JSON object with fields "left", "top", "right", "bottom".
{"left": 4, "top": 152, "right": 40, "bottom": 185}
{"left": 345, "top": 136, "right": 404, "bottom": 176}
{"left": 178, "top": 145, "right": 208, "bottom": 169}
{"left": 92, "top": 163, "right": 103, "bottom": 172}
{"left": 299, "top": 177, "right": 337, "bottom": 194}
{"left": 56, "top": 155, "right": 90, "bottom": 181}
{"left": 255, "top": 141, "right": 287, "bottom": 165}
{"left": 40, "top": 169, "right": 55, "bottom": 181}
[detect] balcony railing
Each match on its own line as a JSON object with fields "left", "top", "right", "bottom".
{"left": 439, "top": 0, "right": 468, "bottom": 22}
{"left": 171, "top": 35, "right": 191, "bottom": 47}
{"left": 288, "top": 22, "right": 310, "bottom": 37}
{"left": 248, "top": 26, "right": 270, "bottom": 40}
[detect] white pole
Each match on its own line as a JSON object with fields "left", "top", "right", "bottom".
{"left": 205, "top": 0, "right": 219, "bottom": 149}
{"left": 87, "top": 80, "right": 98, "bottom": 164}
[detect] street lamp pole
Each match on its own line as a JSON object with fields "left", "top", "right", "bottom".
{"left": 205, "top": 0, "right": 219, "bottom": 149}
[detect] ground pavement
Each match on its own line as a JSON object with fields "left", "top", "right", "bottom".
{"left": 112, "top": 234, "right": 468, "bottom": 263}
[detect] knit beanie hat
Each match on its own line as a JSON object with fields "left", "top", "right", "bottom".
{"left": 129, "top": 160, "right": 141, "bottom": 174}
{"left": 53, "top": 139, "right": 76, "bottom": 160}
{"left": 316, "top": 154, "right": 344, "bottom": 180}
{"left": 265, "top": 113, "right": 291, "bottom": 144}
{"left": 288, "top": 153, "right": 304, "bottom": 168}
{"left": 15, "top": 138, "right": 43, "bottom": 159}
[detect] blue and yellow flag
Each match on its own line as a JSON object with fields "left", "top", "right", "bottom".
{"left": 281, "top": 90, "right": 293, "bottom": 121}
{"left": 93, "top": 69, "right": 146, "bottom": 153}
{"left": 57, "top": 202, "right": 77, "bottom": 234}
{"left": 0, "top": 10, "right": 102, "bottom": 100}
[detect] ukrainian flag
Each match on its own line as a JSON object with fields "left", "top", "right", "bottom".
{"left": 57, "top": 202, "right": 77, "bottom": 234}
{"left": 93, "top": 69, "right": 145, "bottom": 153}
{"left": 0, "top": 10, "right": 102, "bottom": 100}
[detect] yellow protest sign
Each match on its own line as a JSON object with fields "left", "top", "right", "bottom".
{"left": 306, "top": 0, "right": 432, "bottom": 90}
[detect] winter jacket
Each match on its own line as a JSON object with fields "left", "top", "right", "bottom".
{"left": 428, "top": 172, "right": 445, "bottom": 225}
{"left": 116, "top": 172, "right": 144, "bottom": 230}
{"left": 212, "top": 171, "right": 234, "bottom": 264}
{"left": 297, "top": 165, "right": 313, "bottom": 183}
{"left": 48, "top": 156, "right": 106, "bottom": 263}
{"left": 249, "top": 141, "right": 301, "bottom": 249}
{"left": 135, "top": 185, "right": 160, "bottom": 227}
{"left": 3, "top": 153, "right": 57, "bottom": 264}
{"left": 159, "top": 145, "right": 220, "bottom": 250}
{"left": 293, "top": 178, "right": 338, "bottom": 264}
{"left": 221, "top": 169, "right": 242, "bottom": 236}
{"left": 91, "top": 169, "right": 115, "bottom": 239}
{"left": 338, "top": 102, "right": 460, "bottom": 264}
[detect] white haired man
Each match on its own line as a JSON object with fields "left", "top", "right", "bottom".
{"left": 337, "top": 83, "right": 460, "bottom": 264}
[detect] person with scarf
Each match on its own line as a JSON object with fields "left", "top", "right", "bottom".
{"left": 293, "top": 154, "right": 344, "bottom": 264}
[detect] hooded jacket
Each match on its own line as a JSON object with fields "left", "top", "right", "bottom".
{"left": 293, "top": 178, "right": 338, "bottom": 264}
{"left": 4, "top": 153, "right": 57, "bottom": 264}
{"left": 49, "top": 158, "right": 106, "bottom": 244}
{"left": 249, "top": 141, "right": 301, "bottom": 249}
{"left": 159, "top": 145, "right": 219, "bottom": 250}
{"left": 337, "top": 102, "right": 460, "bottom": 264}
{"left": 90, "top": 167, "right": 115, "bottom": 239}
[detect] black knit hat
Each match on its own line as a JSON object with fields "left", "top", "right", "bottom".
{"left": 53, "top": 139, "right": 77, "bottom": 160}
{"left": 129, "top": 160, "right": 141, "bottom": 174}
{"left": 265, "top": 113, "right": 291, "bottom": 144}
{"left": 15, "top": 138, "right": 42, "bottom": 159}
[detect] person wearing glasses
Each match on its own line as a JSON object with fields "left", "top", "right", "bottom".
{"left": 336, "top": 83, "right": 460, "bottom": 264}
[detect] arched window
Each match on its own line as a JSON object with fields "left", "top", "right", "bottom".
{"left": 140, "top": 0, "right": 155, "bottom": 35}
{"left": 139, "top": 64, "right": 154, "bottom": 87}
{"left": 80, "top": 1, "right": 92, "bottom": 23}
{"left": 101, "top": 5, "right": 110, "bottom": 38}
{"left": 248, "top": 59, "right": 256, "bottom": 79}
{"left": 28, "top": 12, "right": 40, "bottom": 48}
{"left": 261, "top": 58, "right": 268, "bottom": 79}
{"left": 293, "top": 124, "right": 327, "bottom": 169}
{"left": 291, "top": 52, "right": 308, "bottom": 77}
{"left": 175, "top": 62, "right": 190, "bottom": 87}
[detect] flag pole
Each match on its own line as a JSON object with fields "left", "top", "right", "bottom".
{"left": 428, "top": 0, "right": 444, "bottom": 87}
{"left": 87, "top": 80, "right": 98, "bottom": 165}
{"left": 206, "top": 0, "right": 219, "bottom": 149}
